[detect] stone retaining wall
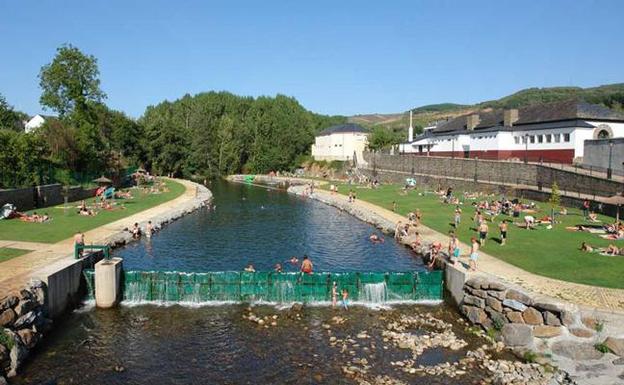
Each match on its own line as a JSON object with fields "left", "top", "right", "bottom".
{"left": 0, "top": 280, "right": 51, "bottom": 379}
{"left": 0, "top": 184, "right": 98, "bottom": 211}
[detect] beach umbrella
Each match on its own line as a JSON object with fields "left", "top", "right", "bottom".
{"left": 93, "top": 176, "right": 112, "bottom": 185}
{"left": 601, "top": 195, "right": 624, "bottom": 223}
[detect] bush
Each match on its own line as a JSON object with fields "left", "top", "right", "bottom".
{"left": 523, "top": 350, "right": 538, "bottom": 363}
{"left": 0, "top": 329, "right": 14, "bottom": 350}
{"left": 595, "top": 343, "right": 612, "bottom": 354}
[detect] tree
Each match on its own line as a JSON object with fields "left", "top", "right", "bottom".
{"left": 549, "top": 181, "right": 561, "bottom": 225}
{"left": 0, "top": 93, "right": 26, "bottom": 131}
{"left": 39, "top": 44, "right": 106, "bottom": 116}
{"left": 367, "top": 126, "right": 400, "bottom": 151}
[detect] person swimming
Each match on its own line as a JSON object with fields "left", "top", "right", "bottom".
{"left": 300, "top": 255, "right": 313, "bottom": 274}
{"left": 369, "top": 233, "right": 384, "bottom": 243}
{"left": 274, "top": 263, "right": 282, "bottom": 273}
{"left": 289, "top": 256, "right": 299, "bottom": 264}
{"left": 244, "top": 264, "right": 256, "bottom": 272}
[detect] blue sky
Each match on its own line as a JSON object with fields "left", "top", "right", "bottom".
{"left": 1, "top": 0, "right": 623, "bottom": 117}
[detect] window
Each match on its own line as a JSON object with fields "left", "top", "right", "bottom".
{"left": 546, "top": 134, "right": 552, "bottom": 143}
{"left": 529, "top": 136, "right": 535, "bottom": 144}
{"left": 514, "top": 136, "right": 520, "bottom": 144}
{"left": 522, "top": 136, "right": 527, "bottom": 144}
{"left": 597, "top": 129, "right": 610, "bottom": 139}
{"left": 537, "top": 135, "right": 543, "bottom": 143}
{"left": 564, "top": 133, "right": 571, "bottom": 142}
{"left": 554, "top": 133, "right": 561, "bottom": 143}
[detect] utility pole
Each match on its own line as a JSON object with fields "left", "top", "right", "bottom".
{"left": 524, "top": 134, "right": 529, "bottom": 164}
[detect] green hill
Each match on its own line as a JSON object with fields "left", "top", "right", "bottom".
{"left": 349, "top": 83, "right": 624, "bottom": 136}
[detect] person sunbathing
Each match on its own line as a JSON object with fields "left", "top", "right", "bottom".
{"left": 603, "top": 244, "right": 620, "bottom": 256}
{"left": 588, "top": 212, "right": 600, "bottom": 222}
{"left": 580, "top": 242, "right": 594, "bottom": 252}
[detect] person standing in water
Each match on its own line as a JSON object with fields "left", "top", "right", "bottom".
{"left": 146, "top": 221, "right": 153, "bottom": 238}
{"left": 301, "top": 255, "right": 313, "bottom": 274}
{"left": 341, "top": 288, "right": 349, "bottom": 310}
{"left": 331, "top": 282, "right": 338, "bottom": 307}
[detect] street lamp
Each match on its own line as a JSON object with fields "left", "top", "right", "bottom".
{"left": 607, "top": 140, "right": 613, "bottom": 180}
{"left": 474, "top": 156, "right": 479, "bottom": 182}
{"left": 524, "top": 133, "right": 529, "bottom": 164}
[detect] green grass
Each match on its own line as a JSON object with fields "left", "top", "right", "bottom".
{"left": 0, "top": 247, "right": 31, "bottom": 262}
{"left": 326, "top": 183, "right": 624, "bottom": 289}
{"left": 0, "top": 179, "right": 185, "bottom": 243}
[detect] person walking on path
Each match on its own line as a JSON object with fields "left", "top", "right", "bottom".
{"left": 448, "top": 232, "right": 460, "bottom": 266}
{"left": 469, "top": 237, "right": 479, "bottom": 272}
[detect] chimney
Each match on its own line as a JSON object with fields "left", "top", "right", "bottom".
{"left": 408, "top": 110, "right": 414, "bottom": 142}
{"left": 466, "top": 114, "right": 480, "bottom": 131}
{"left": 504, "top": 109, "right": 519, "bottom": 127}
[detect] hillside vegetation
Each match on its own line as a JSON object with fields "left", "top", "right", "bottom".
{"left": 349, "top": 83, "right": 624, "bottom": 138}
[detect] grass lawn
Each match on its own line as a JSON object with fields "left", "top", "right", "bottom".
{"left": 0, "top": 247, "right": 31, "bottom": 263}
{"left": 0, "top": 179, "right": 185, "bottom": 244}
{"left": 325, "top": 183, "right": 624, "bottom": 289}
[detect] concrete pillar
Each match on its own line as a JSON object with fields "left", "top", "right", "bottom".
{"left": 94, "top": 258, "right": 123, "bottom": 308}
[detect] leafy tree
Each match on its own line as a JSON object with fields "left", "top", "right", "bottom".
{"left": 367, "top": 126, "right": 400, "bottom": 151}
{"left": 39, "top": 44, "right": 106, "bottom": 116}
{"left": 0, "top": 93, "right": 27, "bottom": 131}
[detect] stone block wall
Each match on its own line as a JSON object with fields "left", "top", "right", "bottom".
{"left": 583, "top": 138, "right": 624, "bottom": 177}
{"left": 0, "top": 184, "right": 97, "bottom": 211}
{"left": 0, "top": 281, "right": 52, "bottom": 379}
{"left": 362, "top": 152, "right": 623, "bottom": 198}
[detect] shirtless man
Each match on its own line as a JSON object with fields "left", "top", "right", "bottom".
{"left": 469, "top": 237, "right": 479, "bottom": 272}
{"left": 301, "top": 255, "right": 313, "bottom": 274}
{"left": 499, "top": 220, "right": 508, "bottom": 246}
{"left": 478, "top": 221, "right": 489, "bottom": 246}
{"left": 74, "top": 231, "right": 85, "bottom": 257}
{"left": 146, "top": 221, "right": 154, "bottom": 238}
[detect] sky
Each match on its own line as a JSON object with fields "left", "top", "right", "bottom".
{"left": 1, "top": 0, "right": 623, "bottom": 118}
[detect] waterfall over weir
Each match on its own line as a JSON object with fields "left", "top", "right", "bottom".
{"left": 83, "top": 270, "right": 443, "bottom": 305}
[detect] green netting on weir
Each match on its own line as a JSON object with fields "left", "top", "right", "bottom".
{"left": 83, "top": 270, "right": 444, "bottom": 304}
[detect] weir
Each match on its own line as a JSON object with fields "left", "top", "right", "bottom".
{"left": 83, "top": 270, "right": 443, "bottom": 304}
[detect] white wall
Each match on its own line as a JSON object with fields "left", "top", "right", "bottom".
{"left": 25, "top": 115, "right": 45, "bottom": 133}
{"left": 311, "top": 132, "right": 368, "bottom": 161}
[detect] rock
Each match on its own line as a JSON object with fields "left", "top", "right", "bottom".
{"left": 613, "top": 358, "right": 624, "bottom": 365}
{"left": 533, "top": 326, "right": 562, "bottom": 338}
{"left": 534, "top": 300, "right": 567, "bottom": 313}
{"left": 487, "top": 281, "right": 507, "bottom": 291}
{"left": 506, "top": 289, "right": 533, "bottom": 305}
{"left": 501, "top": 324, "right": 533, "bottom": 347}
{"left": 486, "top": 297, "right": 503, "bottom": 313}
{"left": 463, "top": 295, "right": 485, "bottom": 308}
{"left": 0, "top": 296, "right": 18, "bottom": 311}
{"left": 466, "top": 277, "right": 487, "bottom": 290}
{"left": 569, "top": 328, "right": 594, "bottom": 338}
{"left": 521, "top": 308, "right": 543, "bottom": 325}
{"left": 0, "top": 344, "right": 8, "bottom": 365}
{"left": 560, "top": 311, "right": 576, "bottom": 327}
{"left": 472, "top": 289, "right": 488, "bottom": 299}
{"left": 16, "top": 328, "right": 37, "bottom": 349}
{"left": 581, "top": 316, "right": 597, "bottom": 330}
{"left": 13, "top": 300, "right": 35, "bottom": 318}
{"left": 30, "top": 286, "right": 46, "bottom": 306}
{"left": 17, "top": 290, "right": 32, "bottom": 301}
{"left": 13, "top": 311, "right": 37, "bottom": 329}
{"left": 506, "top": 311, "right": 524, "bottom": 324}
{"left": 7, "top": 337, "right": 28, "bottom": 377}
{"left": 502, "top": 299, "right": 527, "bottom": 312}
{"left": 290, "top": 303, "right": 303, "bottom": 313}
{"left": 543, "top": 311, "right": 561, "bottom": 326}
{"left": 0, "top": 376, "right": 7, "bottom": 385}
{"left": 551, "top": 341, "right": 604, "bottom": 360}
{"left": 463, "top": 306, "right": 488, "bottom": 325}
{"left": 488, "top": 290, "right": 506, "bottom": 300}
{"left": 604, "top": 337, "right": 624, "bottom": 357}
{"left": 0, "top": 309, "right": 16, "bottom": 327}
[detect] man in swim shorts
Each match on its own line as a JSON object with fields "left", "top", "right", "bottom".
{"left": 301, "top": 255, "right": 313, "bottom": 274}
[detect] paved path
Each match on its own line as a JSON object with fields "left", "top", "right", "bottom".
{"left": 0, "top": 178, "right": 199, "bottom": 296}
{"left": 309, "top": 187, "right": 624, "bottom": 313}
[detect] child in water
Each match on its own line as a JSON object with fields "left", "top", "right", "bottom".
{"left": 341, "top": 289, "right": 349, "bottom": 310}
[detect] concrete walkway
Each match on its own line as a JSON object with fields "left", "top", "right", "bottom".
{"left": 0, "top": 178, "right": 200, "bottom": 296}
{"left": 306, "top": 187, "right": 624, "bottom": 314}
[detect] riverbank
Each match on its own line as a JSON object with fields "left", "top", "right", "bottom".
{"left": 0, "top": 178, "right": 212, "bottom": 381}
{"left": 288, "top": 183, "right": 624, "bottom": 385}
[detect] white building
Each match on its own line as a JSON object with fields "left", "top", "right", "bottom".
{"left": 311, "top": 123, "right": 369, "bottom": 162}
{"left": 400, "top": 100, "right": 624, "bottom": 164}
{"left": 24, "top": 114, "right": 53, "bottom": 133}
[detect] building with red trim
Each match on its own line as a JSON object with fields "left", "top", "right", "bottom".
{"left": 399, "top": 100, "right": 624, "bottom": 164}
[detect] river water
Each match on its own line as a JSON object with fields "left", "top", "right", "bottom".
{"left": 10, "top": 181, "right": 508, "bottom": 384}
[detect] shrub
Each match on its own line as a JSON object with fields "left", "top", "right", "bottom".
{"left": 0, "top": 329, "right": 14, "bottom": 350}
{"left": 595, "top": 343, "right": 612, "bottom": 354}
{"left": 523, "top": 350, "right": 538, "bottom": 363}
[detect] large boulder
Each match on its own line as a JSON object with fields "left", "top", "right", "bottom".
{"left": 604, "top": 337, "right": 624, "bottom": 357}
{"left": 463, "top": 295, "right": 485, "bottom": 308}
{"left": 521, "top": 308, "right": 543, "bottom": 325}
{"left": 486, "top": 297, "right": 503, "bottom": 313}
{"left": 501, "top": 324, "right": 533, "bottom": 347}
{"left": 506, "top": 289, "right": 534, "bottom": 305}
{"left": 502, "top": 299, "right": 527, "bottom": 312}
{"left": 463, "top": 306, "right": 488, "bottom": 325}
{"left": 13, "top": 300, "right": 35, "bottom": 318}
{"left": 552, "top": 341, "right": 603, "bottom": 360}
{"left": 16, "top": 329, "right": 38, "bottom": 349}
{"left": 506, "top": 311, "right": 525, "bottom": 324}
{"left": 12, "top": 311, "right": 36, "bottom": 330}
{"left": 533, "top": 325, "right": 562, "bottom": 338}
{"left": 0, "top": 297, "right": 18, "bottom": 312}
{"left": 465, "top": 277, "right": 488, "bottom": 290}
{"left": 0, "top": 310, "right": 16, "bottom": 328}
